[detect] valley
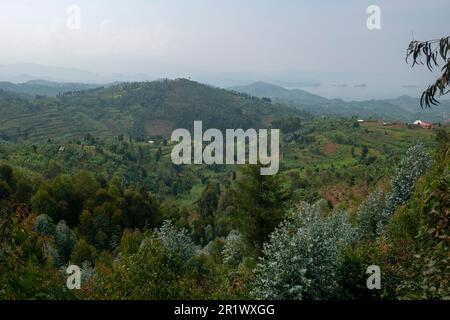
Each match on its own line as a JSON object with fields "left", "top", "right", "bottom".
{"left": 0, "top": 78, "right": 448, "bottom": 300}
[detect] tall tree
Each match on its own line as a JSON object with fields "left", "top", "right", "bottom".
{"left": 232, "top": 164, "right": 287, "bottom": 253}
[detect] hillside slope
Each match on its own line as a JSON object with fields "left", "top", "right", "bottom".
{"left": 230, "top": 82, "right": 450, "bottom": 122}
{"left": 0, "top": 79, "right": 300, "bottom": 142}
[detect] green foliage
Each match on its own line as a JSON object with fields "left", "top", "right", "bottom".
{"left": 222, "top": 230, "right": 249, "bottom": 267}
{"left": 92, "top": 224, "right": 199, "bottom": 299}
{"left": 54, "top": 220, "right": 77, "bottom": 262}
{"left": 339, "top": 242, "right": 386, "bottom": 300}
{"left": 70, "top": 239, "right": 97, "bottom": 265}
{"left": 0, "top": 179, "right": 12, "bottom": 200}
{"left": 0, "top": 79, "right": 298, "bottom": 142}
{"left": 119, "top": 229, "right": 144, "bottom": 255}
{"left": 0, "top": 208, "right": 73, "bottom": 299}
{"left": 395, "top": 130, "right": 450, "bottom": 299}
{"left": 0, "top": 164, "right": 13, "bottom": 184}
{"left": 253, "top": 201, "right": 356, "bottom": 300}
{"left": 32, "top": 175, "right": 83, "bottom": 226}
{"left": 155, "top": 220, "right": 197, "bottom": 263}
{"left": 0, "top": 86, "right": 445, "bottom": 301}
{"left": 232, "top": 164, "right": 288, "bottom": 252}
{"left": 356, "top": 190, "right": 386, "bottom": 240}
{"left": 345, "top": 131, "right": 450, "bottom": 300}
{"left": 378, "top": 142, "right": 432, "bottom": 234}
{"left": 34, "top": 214, "right": 55, "bottom": 236}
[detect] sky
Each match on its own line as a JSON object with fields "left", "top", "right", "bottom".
{"left": 0, "top": 0, "right": 449, "bottom": 100}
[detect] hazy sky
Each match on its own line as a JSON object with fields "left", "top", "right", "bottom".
{"left": 0, "top": 0, "right": 449, "bottom": 99}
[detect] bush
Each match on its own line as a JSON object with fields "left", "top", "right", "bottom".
{"left": 222, "top": 230, "right": 248, "bottom": 267}
{"left": 155, "top": 220, "right": 197, "bottom": 263}
{"left": 356, "top": 190, "right": 386, "bottom": 240}
{"left": 252, "top": 201, "right": 356, "bottom": 299}
{"left": 92, "top": 227, "right": 198, "bottom": 299}
{"left": 70, "top": 239, "right": 97, "bottom": 265}
{"left": 378, "top": 142, "right": 431, "bottom": 234}
{"left": 55, "top": 220, "right": 77, "bottom": 262}
{"left": 34, "top": 214, "right": 55, "bottom": 236}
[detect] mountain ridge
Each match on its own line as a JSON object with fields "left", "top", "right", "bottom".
{"left": 229, "top": 81, "right": 450, "bottom": 122}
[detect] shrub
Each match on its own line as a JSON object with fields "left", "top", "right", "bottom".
{"left": 55, "top": 220, "right": 77, "bottom": 262}
{"left": 253, "top": 201, "right": 356, "bottom": 299}
{"left": 378, "top": 142, "right": 431, "bottom": 235}
{"left": 356, "top": 190, "right": 386, "bottom": 240}
{"left": 70, "top": 239, "right": 97, "bottom": 265}
{"left": 34, "top": 214, "right": 55, "bottom": 236}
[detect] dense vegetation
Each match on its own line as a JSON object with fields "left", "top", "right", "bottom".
{"left": 0, "top": 80, "right": 448, "bottom": 300}
{"left": 0, "top": 79, "right": 299, "bottom": 142}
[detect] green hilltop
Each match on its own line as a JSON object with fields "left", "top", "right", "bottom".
{"left": 0, "top": 79, "right": 300, "bottom": 142}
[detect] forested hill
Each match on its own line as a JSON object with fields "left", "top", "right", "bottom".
{"left": 0, "top": 79, "right": 301, "bottom": 142}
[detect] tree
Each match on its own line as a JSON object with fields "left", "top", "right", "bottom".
{"left": 155, "top": 220, "right": 197, "bottom": 263}
{"left": 395, "top": 130, "right": 450, "bottom": 299}
{"left": 195, "top": 182, "right": 220, "bottom": 243}
{"left": 122, "top": 187, "right": 160, "bottom": 229}
{"left": 378, "top": 142, "right": 431, "bottom": 235}
{"left": 0, "top": 180, "right": 12, "bottom": 200}
{"left": 92, "top": 221, "right": 199, "bottom": 299}
{"left": 55, "top": 220, "right": 77, "bottom": 262}
{"left": 232, "top": 164, "right": 287, "bottom": 253}
{"left": 252, "top": 201, "right": 356, "bottom": 300}
{"left": 34, "top": 214, "right": 55, "bottom": 236}
{"left": 0, "top": 164, "right": 13, "bottom": 185}
{"left": 406, "top": 36, "right": 450, "bottom": 107}
{"left": 356, "top": 190, "right": 386, "bottom": 241}
{"left": 70, "top": 238, "right": 97, "bottom": 265}
{"left": 31, "top": 175, "right": 83, "bottom": 227}
{"left": 222, "top": 230, "right": 249, "bottom": 267}
{"left": 0, "top": 207, "right": 73, "bottom": 299}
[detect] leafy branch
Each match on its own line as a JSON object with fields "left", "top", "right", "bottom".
{"left": 406, "top": 36, "right": 450, "bottom": 108}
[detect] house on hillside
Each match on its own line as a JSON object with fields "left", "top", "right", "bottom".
{"left": 413, "top": 120, "right": 433, "bottom": 129}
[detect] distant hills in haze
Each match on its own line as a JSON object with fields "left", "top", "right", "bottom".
{"left": 229, "top": 82, "right": 450, "bottom": 123}
{"left": 0, "top": 63, "right": 157, "bottom": 84}
{"left": 0, "top": 80, "right": 103, "bottom": 97}
{"left": 229, "top": 81, "right": 329, "bottom": 106}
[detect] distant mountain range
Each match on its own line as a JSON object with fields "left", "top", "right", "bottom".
{"left": 229, "top": 81, "right": 329, "bottom": 105}
{"left": 0, "top": 63, "right": 156, "bottom": 84}
{"left": 0, "top": 80, "right": 103, "bottom": 97}
{"left": 229, "top": 82, "right": 450, "bottom": 123}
